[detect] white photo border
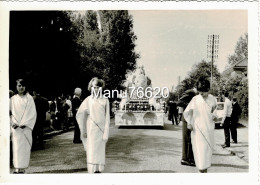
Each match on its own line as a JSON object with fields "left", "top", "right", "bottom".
{"left": 0, "top": 1, "right": 259, "bottom": 185}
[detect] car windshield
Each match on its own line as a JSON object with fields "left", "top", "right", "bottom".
{"left": 216, "top": 103, "right": 224, "bottom": 110}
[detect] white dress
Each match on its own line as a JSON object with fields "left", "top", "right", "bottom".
{"left": 76, "top": 95, "right": 110, "bottom": 173}
{"left": 183, "top": 94, "right": 217, "bottom": 170}
{"left": 10, "top": 93, "right": 37, "bottom": 169}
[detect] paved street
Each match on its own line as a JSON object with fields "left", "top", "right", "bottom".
{"left": 14, "top": 118, "right": 248, "bottom": 174}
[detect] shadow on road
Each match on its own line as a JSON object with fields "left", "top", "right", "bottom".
{"left": 32, "top": 168, "right": 88, "bottom": 174}
{"left": 118, "top": 124, "right": 182, "bottom": 132}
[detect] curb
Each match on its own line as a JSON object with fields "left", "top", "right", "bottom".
{"left": 43, "top": 126, "right": 74, "bottom": 139}
{"left": 216, "top": 144, "right": 247, "bottom": 162}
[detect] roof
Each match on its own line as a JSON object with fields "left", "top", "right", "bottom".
{"left": 223, "top": 58, "right": 248, "bottom": 75}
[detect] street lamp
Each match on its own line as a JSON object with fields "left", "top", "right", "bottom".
{"left": 207, "top": 34, "right": 220, "bottom": 89}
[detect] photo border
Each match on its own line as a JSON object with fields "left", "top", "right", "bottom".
{"left": 0, "top": 1, "right": 259, "bottom": 185}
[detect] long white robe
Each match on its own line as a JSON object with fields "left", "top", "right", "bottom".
{"left": 10, "top": 93, "right": 37, "bottom": 169}
{"left": 183, "top": 94, "right": 217, "bottom": 170}
{"left": 76, "top": 95, "right": 110, "bottom": 173}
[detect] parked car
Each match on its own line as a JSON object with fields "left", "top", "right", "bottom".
{"left": 213, "top": 102, "right": 224, "bottom": 127}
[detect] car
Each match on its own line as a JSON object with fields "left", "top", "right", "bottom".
{"left": 213, "top": 102, "right": 224, "bottom": 127}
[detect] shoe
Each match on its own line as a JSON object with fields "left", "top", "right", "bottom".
{"left": 221, "top": 144, "right": 230, "bottom": 148}
{"left": 190, "top": 161, "right": 196, "bottom": 167}
{"left": 181, "top": 160, "right": 192, "bottom": 166}
{"left": 231, "top": 140, "right": 237, "bottom": 144}
{"left": 73, "top": 140, "right": 82, "bottom": 144}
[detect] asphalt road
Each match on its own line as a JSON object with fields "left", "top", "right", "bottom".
{"left": 15, "top": 118, "right": 248, "bottom": 174}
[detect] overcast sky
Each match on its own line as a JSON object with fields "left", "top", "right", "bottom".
{"left": 129, "top": 10, "right": 247, "bottom": 91}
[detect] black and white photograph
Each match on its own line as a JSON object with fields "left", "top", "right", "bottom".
{"left": 0, "top": 1, "right": 259, "bottom": 185}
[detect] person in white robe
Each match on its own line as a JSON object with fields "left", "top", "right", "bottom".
{"left": 76, "top": 77, "right": 110, "bottom": 173}
{"left": 10, "top": 79, "right": 37, "bottom": 174}
{"left": 183, "top": 77, "right": 217, "bottom": 173}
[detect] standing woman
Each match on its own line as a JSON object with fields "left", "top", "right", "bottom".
{"left": 10, "top": 79, "right": 37, "bottom": 173}
{"left": 183, "top": 77, "right": 217, "bottom": 173}
{"left": 76, "top": 77, "right": 110, "bottom": 173}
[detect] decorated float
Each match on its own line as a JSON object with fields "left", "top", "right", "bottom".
{"left": 113, "top": 66, "right": 167, "bottom": 127}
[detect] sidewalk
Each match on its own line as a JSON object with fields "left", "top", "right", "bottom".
{"left": 43, "top": 126, "right": 74, "bottom": 139}
{"left": 214, "top": 119, "right": 248, "bottom": 163}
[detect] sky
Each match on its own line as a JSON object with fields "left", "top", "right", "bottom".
{"left": 129, "top": 10, "right": 247, "bottom": 91}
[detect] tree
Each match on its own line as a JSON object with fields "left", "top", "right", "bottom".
{"left": 99, "top": 10, "right": 140, "bottom": 91}
{"left": 9, "top": 11, "right": 81, "bottom": 97}
{"left": 227, "top": 33, "right": 248, "bottom": 66}
{"left": 219, "top": 33, "right": 248, "bottom": 118}
{"left": 179, "top": 60, "right": 221, "bottom": 95}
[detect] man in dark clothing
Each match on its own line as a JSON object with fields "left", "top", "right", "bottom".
{"left": 168, "top": 100, "right": 178, "bottom": 125}
{"left": 172, "top": 101, "right": 179, "bottom": 125}
{"left": 72, "top": 88, "right": 82, "bottom": 144}
{"left": 230, "top": 98, "right": 242, "bottom": 143}
{"left": 32, "top": 91, "right": 49, "bottom": 150}
{"left": 176, "top": 87, "right": 198, "bottom": 166}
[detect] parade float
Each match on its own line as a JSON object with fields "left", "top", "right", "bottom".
{"left": 113, "top": 66, "right": 167, "bottom": 127}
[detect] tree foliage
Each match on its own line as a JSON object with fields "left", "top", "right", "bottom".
{"left": 9, "top": 11, "right": 81, "bottom": 97}
{"left": 220, "top": 33, "right": 248, "bottom": 118}
{"left": 176, "top": 60, "right": 221, "bottom": 97}
{"left": 227, "top": 33, "right": 248, "bottom": 66}
{"left": 99, "top": 10, "right": 140, "bottom": 90}
{"left": 9, "top": 10, "right": 139, "bottom": 99}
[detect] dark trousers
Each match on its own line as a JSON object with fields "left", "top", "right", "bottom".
{"left": 182, "top": 118, "right": 194, "bottom": 162}
{"left": 178, "top": 113, "right": 183, "bottom": 123}
{"left": 231, "top": 117, "right": 238, "bottom": 142}
{"left": 32, "top": 119, "right": 44, "bottom": 148}
{"left": 172, "top": 112, "right": 179, "bottom": 125}
{"left": 73, "top": 116, "right": 81, "bottom": 142}
{"left": 223, "top": 117, "right": 232, "bottom": 146}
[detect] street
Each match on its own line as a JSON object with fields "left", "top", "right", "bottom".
{"left": 18, "top": 118, "right": 248, "bottom": 174}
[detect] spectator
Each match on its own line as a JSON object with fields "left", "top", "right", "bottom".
{"left": 177, "top": 87, "right": 198, "bottom": 167}
{"left": 49, "top": 97, "right": 57, "bottom": 130}
{"left": 72, "top": 88, "right": 82, "bottom": 144}
{"left": 230, "top": 97, "right": 242, "bottom": 143}
{"left": 221, "top": 92, "right": 233, "bottom": 148}
{"left": 61, "top": 96, "right": 70, "bottom": 131}
{"left": 32, "top": 90, "right": 49, "bottom": 150}
{"left": 66, "top": 95, "right": 73, "bottom": 127}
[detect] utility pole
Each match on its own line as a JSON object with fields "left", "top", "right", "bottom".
{"left": 207, "top": 34, "right": 219, "bottom": 89}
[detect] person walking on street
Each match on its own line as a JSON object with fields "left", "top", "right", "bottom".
{"left": 221, "top": 92, "right": 233, "bottom": 148}
{"left": 177, "top": 87, "right": 198, "bottom": 166}
{"left": 230, "top": 97, "right": 242, "bottom": 143}
{"left": 32, "top": 90, "right": 49, "bottom": 150}
{"left": 72, "top": 88, "right": 82, "bottom": 144}
{"left": 183, "top": 77, "right": 217, "bottom": 173}
{"left": 10, "top": 79, "right": 37, "bottom": 174}
{"left": 76, "top": 77, "right": 110, "bottom": 173}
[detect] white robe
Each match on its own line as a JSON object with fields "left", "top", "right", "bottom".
{"left": 183, "top": 94, "right": 217, "bottom": 170}
{"left": 76, "top": 95, "right": 110, "bottom": 173}
{"left": 10, "top": 93, "right": 37, "bottom": 169}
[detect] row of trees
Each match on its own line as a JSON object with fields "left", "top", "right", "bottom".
{"left": 173, "top": 33, "right": 248, "bottom": 118}
{"left": 9, "top": 10, "right": 139, "bottom": 98}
